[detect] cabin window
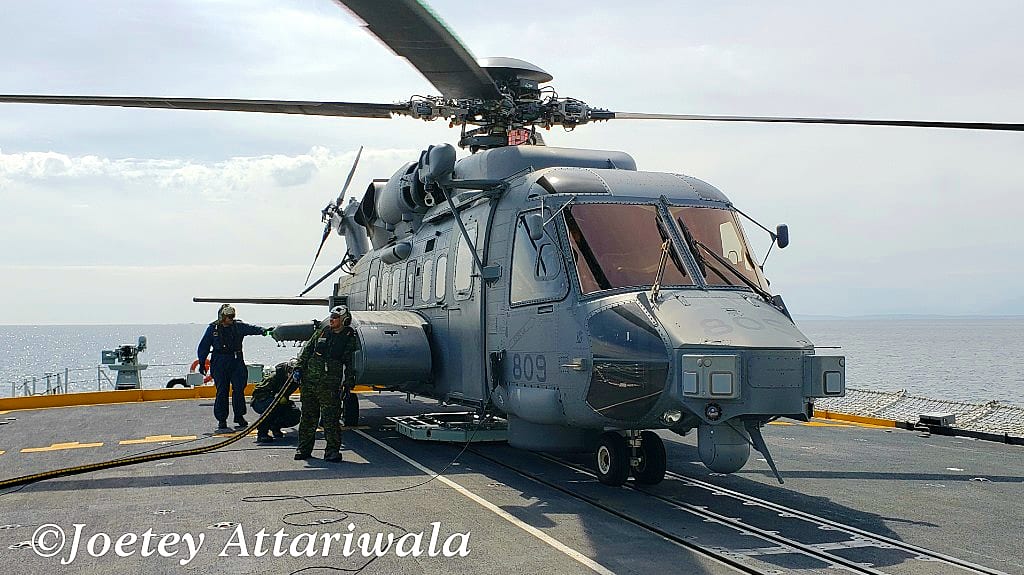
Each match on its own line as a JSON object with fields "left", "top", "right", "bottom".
{"left": 367, "top": 275, "right": 378, "bottom": 310}
{"left": 405, "top": 260, "right": 417, "bottom": 304}
{"left": 453, "top": 222, "right": 478, "bottom": 298}
{"left": 435, "top": 255, "right": 448, "bottom": 300}
{"left": 565, "top": 203, "right": 693, "bottom": 295}
{"left": 670, "top": 206, "right": 768, "bottom": 291}
{"left": 392, "top": 266, "right": 403, "bottom": 308}
{"left": 421, "top": 258, "right": 434, "bottom": 303}
{"left": 510, "top": 210, "right": 568, "bottom": 305}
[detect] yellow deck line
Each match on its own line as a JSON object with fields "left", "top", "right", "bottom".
{"left": 119, "top": 434, "right": 198, "bottom": 445}
{"left": 22, "top": 441, "right": 104, "bottom": 453}
{"left": 0, "top": 386, "right": 371, "bottom": 412}
{"left": 814, "top": 409, "right": 898, "bottom": 428}
{"left": 0, "top": 450, "right": 5, "bottom": 456}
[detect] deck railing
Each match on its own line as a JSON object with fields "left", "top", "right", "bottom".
{"left": 6, "top": 363, "right": 196, "bottom": 398}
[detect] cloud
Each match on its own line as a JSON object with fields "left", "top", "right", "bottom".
{"left": 2, "top": 0, "right": 1023, "bottom": 321}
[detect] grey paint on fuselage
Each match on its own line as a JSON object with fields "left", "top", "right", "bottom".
{"left": 336, "top": 145, "right": 825, "bottom": 439}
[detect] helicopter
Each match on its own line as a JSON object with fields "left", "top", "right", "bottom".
{"left": 3, "top": 0, "right": 1023, "bottom": 487}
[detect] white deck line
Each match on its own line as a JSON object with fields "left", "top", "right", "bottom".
{"left": 354, "top": 430, "right": 617, "bottom": 575}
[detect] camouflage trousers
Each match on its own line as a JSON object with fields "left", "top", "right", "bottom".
{"left": 296, "top": 379, "right": 342, "bottom": 455}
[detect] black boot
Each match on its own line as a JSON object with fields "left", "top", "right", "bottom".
{"left": 256, "top": 431, "right": 274, "bottom": 443}
{"left": 294, "top": 450, "right": 311, "bottom": 460}
{"left": 324, "top": 450, "right": 343, "bottom": 463}
{"left": 216, "top": 420, "right": 231, "bottom": 432}
{"left": 234, "top": 416, "right": 248, "bottom": 428}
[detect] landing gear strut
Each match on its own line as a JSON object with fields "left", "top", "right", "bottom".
{"left": 631, "top": 430, "right": 666, "bottom": 485}
{"left": 594, "top": 430, "right": 667, "bottom": 486}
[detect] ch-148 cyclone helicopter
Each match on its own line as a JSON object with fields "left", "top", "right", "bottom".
{"left": 4, "top": 0, "right": 1023, "bottom": 487}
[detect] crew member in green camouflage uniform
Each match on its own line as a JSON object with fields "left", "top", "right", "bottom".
{"left": 294, "top": 305, "right": 360, "bottom": 462}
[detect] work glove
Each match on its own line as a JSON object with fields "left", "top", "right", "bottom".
{"left": 198, "top": 361, "right": 207, "bottom": 376}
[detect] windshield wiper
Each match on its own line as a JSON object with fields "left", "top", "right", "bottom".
{"left": 674, "top": 216, "right": 713, "bottom": 278}
{"left": 651, "top": 215, "right": 689, "bottom": 302}
{"left": 649, "top": 239, "right": 671, "bottom": 302}
{"left": 690, "top": 237, "right": 774, "bottom": 302}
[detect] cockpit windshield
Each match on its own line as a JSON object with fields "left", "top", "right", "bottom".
{"left": 670, "top": 206, "right": 768, "bottom": 291}
{"left": 565, "top": 204, "right": 693, "bottom": 295}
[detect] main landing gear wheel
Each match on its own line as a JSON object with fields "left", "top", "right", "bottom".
{"left": 631, "top": 430, "right": 667, "bottom": 485}
{"left": 342, "top": 389, "right": 359, "bottom": 427}
{"left": 595, "top": 431, "right": 630, "bottom": 486}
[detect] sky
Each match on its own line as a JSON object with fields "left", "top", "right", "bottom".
{"left": 1, "top": 0, "right": 1022, "bottom": 324}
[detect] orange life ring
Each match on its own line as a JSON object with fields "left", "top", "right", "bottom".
{"left": 189, "top": 359, "right": 214, "bottom": 383}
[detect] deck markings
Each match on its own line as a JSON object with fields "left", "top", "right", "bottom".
{"left": 21, "top": 441, "right": 104, "bottom": 453}
{"left": 119, "top": 434, "right": 198, "bottom": 445}
{"left": 355, "top": 430, "right": 618, "bottom": 575}
{"left": 0, "top": 451, "right": 5, "bottom": 456}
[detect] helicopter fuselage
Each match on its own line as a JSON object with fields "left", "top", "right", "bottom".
{"left": 326, "top": 144, "right": 845, "bottom": 473}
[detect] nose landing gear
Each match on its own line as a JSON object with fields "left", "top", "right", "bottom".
{"left": 594, "top": 430, "right": 667, "bottom": 486}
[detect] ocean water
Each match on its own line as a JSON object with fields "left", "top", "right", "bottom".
{"left": 0, "top": 324, "right": 300, "bottom": 397}
{"left": 2, "top": 319, "right": 1022, "bottom": 405}
{"left": 797, "top": 317, "right": 1024, "bottom": 406}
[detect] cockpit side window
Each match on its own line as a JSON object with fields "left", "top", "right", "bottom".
{"left": 510, "top": 209, "right": 568, "bottom": 305}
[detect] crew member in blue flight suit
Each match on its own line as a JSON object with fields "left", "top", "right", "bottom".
{"left": 197, "top": 304, "right": 273, "bottom": 432}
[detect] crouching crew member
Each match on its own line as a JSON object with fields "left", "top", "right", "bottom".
{"left": 251, "top": 362, "right": 302, "bottom": 442}
{"left": 294, "top": 305, "right": 360, "bottom": 462}
{"left": 197, "top": 304, "right": 273, "bottom": 432}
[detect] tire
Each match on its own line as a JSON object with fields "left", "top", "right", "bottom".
{"left": 631, "top": 430, "right": 667, "bottom": 485}
{"left": 342, "top": 390, "right": 359, "bottom": 427}
{"left": 595, "top": 431, "right": 630, "bottom": 486}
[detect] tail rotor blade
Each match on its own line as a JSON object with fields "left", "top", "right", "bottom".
{"left": 304, "top": 224, "right": 332, "bottom": 285}
{"left": 301, "top": 259, "right": 348, "bottom": 297}
{"left": 303, "top": 146, "right": 364, "bottom": 287}
{"left": 335, "top": 145, "right": 364, "bottom": 206}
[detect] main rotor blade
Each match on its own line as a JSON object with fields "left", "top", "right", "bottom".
{"left": 335, "top": 0, "right": 500, "bottom": 100}
{"left": 193, "top": 297, "right": 330, "bottom": 306}
{"left": 0, "top": 95, "right": 408, "bottom": 119}
{"left": 607, "top": 111, "right": 1024, "bottom": 132}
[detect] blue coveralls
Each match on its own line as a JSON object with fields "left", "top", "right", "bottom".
{"left": 197, "top": 320, "right": 266, "bottom": 424}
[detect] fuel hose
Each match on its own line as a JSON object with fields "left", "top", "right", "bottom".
{"left": 0, "top": 374, "right": 298, "bottom": 491}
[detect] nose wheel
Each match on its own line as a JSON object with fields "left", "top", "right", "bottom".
{"left": 596, "top": 432, "right": 630, "bottom": 486}
{"left": 594, "top": 430, "right": 667, "bottom": 486}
